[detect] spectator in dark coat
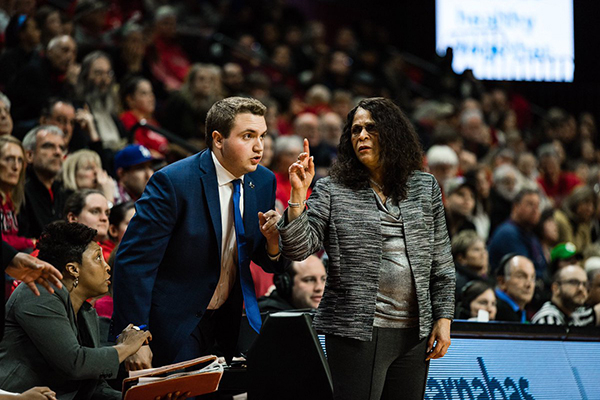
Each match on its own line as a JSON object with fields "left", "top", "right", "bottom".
{"left": 488, "top": 189, "right": 547, "bottom": 279}
{"left": 19, "top": 125, "right": 67, "bottom": 239}
{"left": 451, "top": 230, "right": 490, "bottom": 296}
{"left": 6, "top": 35, "right": 78, "bottom": 138}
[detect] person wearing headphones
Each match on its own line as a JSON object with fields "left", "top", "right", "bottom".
{"left": 258, "top": 254, "right": 327, "bottom": 313}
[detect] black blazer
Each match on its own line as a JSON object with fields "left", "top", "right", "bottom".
{"left": 0, "top": 283, "right": 120, "bottom": 399}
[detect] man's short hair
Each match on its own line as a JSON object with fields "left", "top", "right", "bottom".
{"left": 0, "top": 92, "right": 11, "bottom": 109}
{"left": 22, "top": 125, "right": 64, "bottom": 151}
{"left": 501, "top": 254, "right": 536, "bottom": 279}
{"left": 552, "top": 265, "right": 584, "bottom": 284}
{"left": 512, "top": 188, "right": 539, "bottom": 206}
{"left": 537, "top": 143, "right": 558, "bottom": 159}
{"left": 40, "top": 97, "right": 74, "bottom": 119}
{"left": 495, "top": 252, "right": 520, "bottom": 278}
{"left": 47, "top": 35, "right": 69, "bottom": 51}
{"left": 205, "top": 97, "right": 266, "bottom": 150}
{"left": 426, "top": 145, "right": 458, "bottom": 167}
{"left": 460, "top": 108, "right": 484, "bottom": 126}
{"left": 274, "top": 135, "right": 303, "bottom": 158}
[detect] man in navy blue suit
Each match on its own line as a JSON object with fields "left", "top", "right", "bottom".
{"left": 112, "top": 97, "right": 286, "bottom": 369}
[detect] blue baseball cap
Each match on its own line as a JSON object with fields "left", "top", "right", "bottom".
{"left": 114, "top": 144, "right": 158, "bottom": 171}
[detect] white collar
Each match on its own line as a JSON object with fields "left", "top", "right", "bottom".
{"left": 211, "top": 151, "right": 244, "bottom": 187}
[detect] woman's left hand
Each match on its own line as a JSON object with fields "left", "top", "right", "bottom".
{"left": 426, "top": 318, "right": 451, "bottom": 360}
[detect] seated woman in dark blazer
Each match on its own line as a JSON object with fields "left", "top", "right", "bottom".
{"left": 0, "top": 222, "right": 152, "bottom": 399}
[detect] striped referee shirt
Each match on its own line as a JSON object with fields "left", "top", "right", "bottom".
{"left": 531, "top": 301, "right": 596, "bottom": 326}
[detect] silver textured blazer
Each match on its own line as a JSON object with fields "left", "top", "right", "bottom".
{"left": 278, "top": 171, "right": 455, "bottom": 341}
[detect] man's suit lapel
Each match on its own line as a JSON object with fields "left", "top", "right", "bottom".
{"left": 198, "top": 150, "right": 223, "bottom": 259}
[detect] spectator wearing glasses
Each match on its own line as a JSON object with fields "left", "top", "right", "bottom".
{"left": 75, "top": 51, "right": 127, "bottom": 159}
{"left": 532, "top": 265, "right": 600, "bottom": 326}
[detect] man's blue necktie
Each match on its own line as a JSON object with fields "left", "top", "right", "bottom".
{"left": 231, "top": 179, "right": 262, "bottom": 333}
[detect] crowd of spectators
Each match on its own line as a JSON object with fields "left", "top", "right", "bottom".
{"left": 1, "top": 0, "right": 600, "bottom": 396}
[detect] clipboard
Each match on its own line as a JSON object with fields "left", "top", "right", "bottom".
{"left": 122, "top": 355, "right": 224, "bottom": 399}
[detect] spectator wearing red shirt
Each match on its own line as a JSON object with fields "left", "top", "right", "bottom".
{"left": 147, "top": 6, "right": 190, "bottom": 92}
{"left": 119, "top": 76, "right": 168, "bottom": 156}
{"left": 537, "top": 143, "right": 581, "bottom": 207}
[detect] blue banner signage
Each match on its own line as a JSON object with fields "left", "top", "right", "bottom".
{"left": 427, "top": 339, "right": 600, "bottom": 400}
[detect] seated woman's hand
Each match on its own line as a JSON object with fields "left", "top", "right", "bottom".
{"left": 115, "top": 324, "right": 153, "bottom": 364}
{"left": 118, "top": 324, "right": 152, "bottom": 347}
{"left": 15, "top": 386, "right": 57, "bottom": 399}
{"left": 124, "top": 344, "right": 153, "bottom": 371}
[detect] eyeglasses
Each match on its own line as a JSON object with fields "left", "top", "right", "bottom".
{"left": 559, "top": 279, "right": 588, "bottom": 289}
{"left": 90, "top": 69, "right": 114, "bottom": 79}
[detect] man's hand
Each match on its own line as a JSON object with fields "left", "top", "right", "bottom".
{"left": 5, "top": 253, "right": 63, "bottom": 296}
{"left": 426, "top": 318, "right": 451, "bottom": 361}
{"left": 124, "top": 344, "right": 153, "bottom": 371}
{"left": 14, "top": 386, "right": 57, "bottom": 399}
{"left": 259, "top": 210, "right": 281, "bottom": 255}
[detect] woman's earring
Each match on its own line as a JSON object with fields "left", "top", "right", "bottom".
{"left": 73, "top": 277, "right": 79, "bottom": 288}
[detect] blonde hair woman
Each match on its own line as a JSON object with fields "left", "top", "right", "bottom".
{"left": 61, "top": 149, "right": 114, "bottom": 202}
{"left": 0, "top": 136, "right": 35, "bottom": 250}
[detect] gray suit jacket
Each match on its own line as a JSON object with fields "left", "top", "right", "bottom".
{"left": 279, "top": 171, "right": 455, "bottom": 341}
{"left": 0, "top": 283, "right": 120, "bottom": 399}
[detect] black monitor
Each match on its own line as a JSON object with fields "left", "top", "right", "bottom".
{"left": 247, "top": 311, "right": 333, "bottom": 400}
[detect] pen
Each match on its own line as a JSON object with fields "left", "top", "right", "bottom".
{"left": 116, "top": 324, "right": 148, "bottom": 339}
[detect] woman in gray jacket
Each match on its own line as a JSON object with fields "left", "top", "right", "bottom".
{"left": 279, "top": 97, "right": 455, "bottom": 400}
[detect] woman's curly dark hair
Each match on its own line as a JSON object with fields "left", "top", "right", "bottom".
{"left": 37, "top": 221, "right": 97, "bottom": 274}
{"left": 330, "top": 97, "right": 423, "bottom": 202}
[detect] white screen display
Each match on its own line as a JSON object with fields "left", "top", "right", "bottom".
{"left": 436, "top": 0, "right": 574, "bottom": 82}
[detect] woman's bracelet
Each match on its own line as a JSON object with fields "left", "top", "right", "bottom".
{"left": 288, "top": 199, "right": 307, "bottom": 208}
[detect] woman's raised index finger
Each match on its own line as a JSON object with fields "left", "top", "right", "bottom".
{"left": 303, "top": 138, "right": 310, "bottom": 157}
